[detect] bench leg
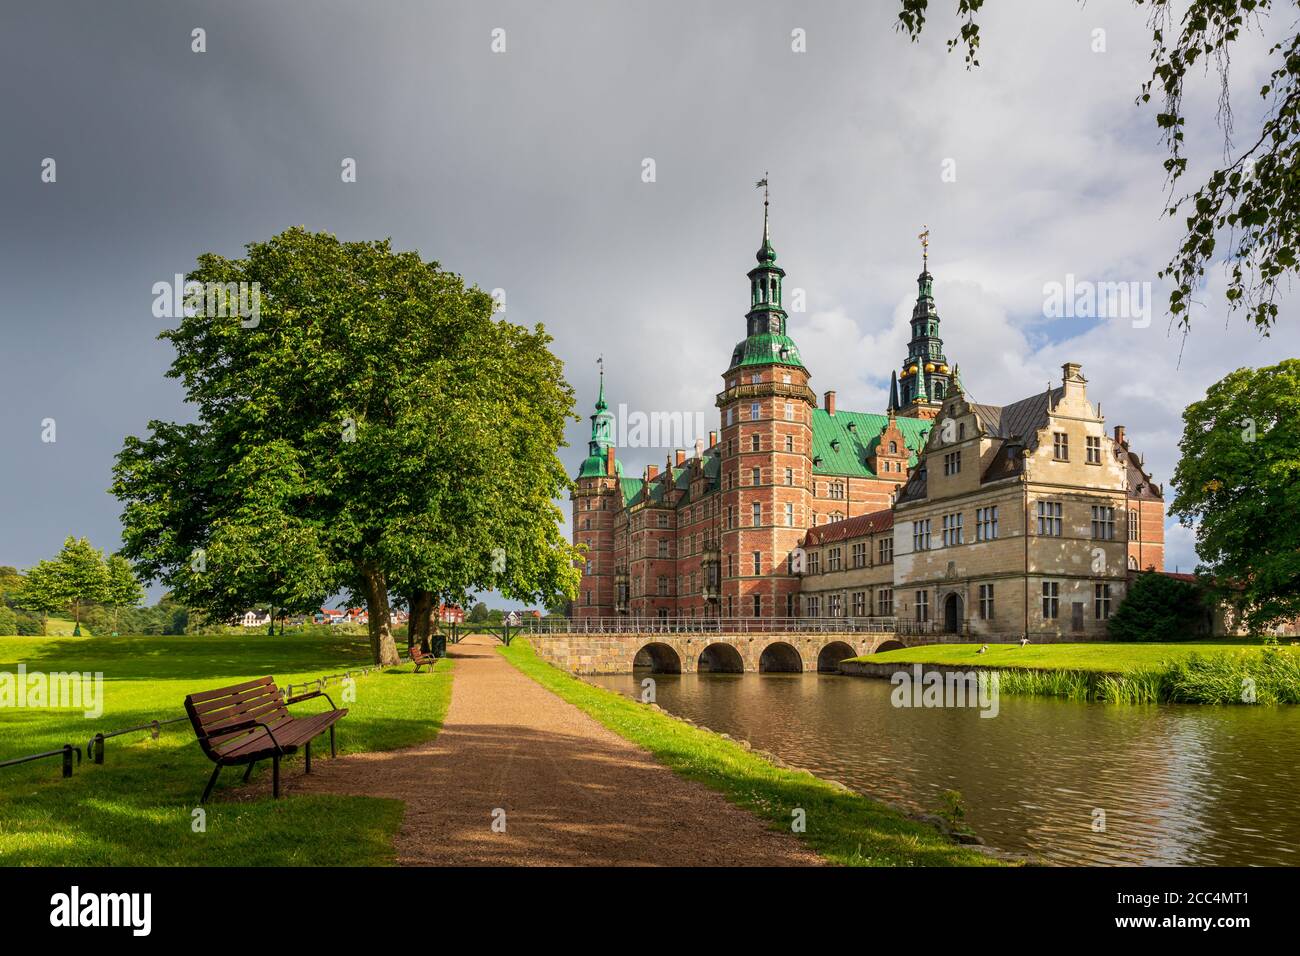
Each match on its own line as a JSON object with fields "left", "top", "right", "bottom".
{"left": 330, "top": 725, "right": 336, "bottom": 758}
{"left": 272, "top": 754, "right": 280, "bottom": 798}
{"left": 243, "top": 761, "right": 257, "bottom": 783}
{"left": 201, "top": 764, "right": 222, "bottom": 803}
{"left": 304, "top": 740, "right": 311, "bottom": 774}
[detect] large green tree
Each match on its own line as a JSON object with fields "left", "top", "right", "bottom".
{"left": 13, "top": 560, "right": 63, "bottom": 636}
{"left": 1169, "top": 359, "right": 1300, "bottom": 630}
{"left": 113, "top": 227, "right": 580, "bottom": 664}
{"left": 51, "top": 536, "right": 111, "bottom": 635}
{"left": 896, "top": 0, "right": 1300, "bottom": 332}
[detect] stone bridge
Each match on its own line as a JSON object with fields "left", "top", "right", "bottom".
{"left": 525, "top": 630, "right": 913, "bottom": 675}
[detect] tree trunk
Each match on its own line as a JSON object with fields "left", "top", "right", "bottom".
{"left": 408, "top": 590, "right": 433, "bottom": 649}
{"left": 361, "top": 567, "right": 400, "bottom": 665}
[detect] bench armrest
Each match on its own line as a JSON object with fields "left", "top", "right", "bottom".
{"left": 286, "top": 689, "right": 339, "bottom": 710}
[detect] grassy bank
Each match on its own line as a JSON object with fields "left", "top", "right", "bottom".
{"left": 499, "top": 639, "right": 1000, "bottom": 867}
{"left": 851, "top": 641, "right": 1300, "bottom": 704}
{"left": 0, "top": 634, "right": 452, "bottom": 865}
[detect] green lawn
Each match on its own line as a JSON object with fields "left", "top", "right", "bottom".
{"left": 0, "top": 634, "right": 452, "bottom": 866}
{"left": 498, "top": 639, "right": 1000, "bottom": 867}
{"left": 850, "top": 639, "right": 1294, "bottom": 673}
{"left": 849, "top": 640, "right": 1300, "bottom": 704}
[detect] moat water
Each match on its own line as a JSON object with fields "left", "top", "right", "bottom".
{"left": 587, "top": 670, "right": 1300, "bottom": 866}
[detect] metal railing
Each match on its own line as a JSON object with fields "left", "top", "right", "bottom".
{"left": 519, "top": 616, "right": 900, "bottom": 635}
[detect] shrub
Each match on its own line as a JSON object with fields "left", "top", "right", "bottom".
{"left": 0, "top": 606, "right": 16, "bottom": 636}
{"left": 1108, "top": 571, "right": 1209, "bottom": 642}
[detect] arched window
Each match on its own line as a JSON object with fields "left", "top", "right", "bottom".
{"left": 889, "top": 441, "right": 898, "bottom": 454}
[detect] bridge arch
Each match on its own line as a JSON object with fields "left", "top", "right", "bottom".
{"left": 817, "top": 641, "right": 857, "bottom": 673}
{"left": 759, "top": 641, "right": 803, "bottom": 673}
{"left": 697, "top": 642, "right": 745, "bottom": 673}
{"left": 633, "top": 642, "right": 682, "bottom": 674}
{"left": 874, "top": 639, "right": 906, "bottom": 653}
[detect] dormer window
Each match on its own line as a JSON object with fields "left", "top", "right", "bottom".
{"left": 830, "top": 439, "right": 840, "bottom": 451}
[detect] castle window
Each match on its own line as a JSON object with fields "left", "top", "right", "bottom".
{"left": 943, "top": 451, "right": 961, "bottom": 476}
{"left": 1053, "top": 432, "right": 1069, "bottom": 460}
{"left": 915, "top": 591, "right": 929, "bottom": 623}
{"left": 750, "top": 402, "right": 760, "bottom": 420}
{"left": 912, "top": 519, "right": 931, "bottom": 551}
{"left": 852, "top": 542, "right": 867, "bottom": 568}
{"left": 808, "top": 550, "right": 820, "bottom": 574}
{"left": 784, "top": 402, "right": 794, "bottom": 421}
{"left": 853, "top": 591, "right": 866, "bottom": 616}
{"left": 976, "top": 506, "right": 999, "bottom": 541}
{"left": 828, "top": 547, "right": 842, "bottom": 571}
{"left": 1095, "top": 583, "right": 1112, "bottom": 619}
{"left": 1037, "top": 501, "right": 1063, "bottom": 536}
{"left": 1042, "top": 581, "right": 1060, "bottom": 619}
{"left": 828, "top": 593, "right": 842, "bottom": 617}
{"left": 751, "top": 467, "right": 760, "bottom": 486}
{"left": 752, "top": 551, "right": 762, "bottom": 575}
{"left": 1086, "top": 436, "right": 1102, "bottom": 464}
{"left": 1128, "top": 510, "right": 1139, "bottom": 541}
{"left": 959, "top": 423, "right": 966, "bottom": 440}
{"left": 752, "top": 373, "right": 761, "bottom": 384}
{"left": 782, "top": 374, "right": 791, "bottom": 384}
{"left": 784, "top": 467, "right": 793, "bottom": 486}
{"left": 877, "top": 588, "right": 894, "bottom": 616}
{"left": 1091, "top": 505, "right": 1115, "bottom": 540}
{"left": 1128, "top": 556, "right": 1138, "bottom": 570}
{"left": 784, "top": 503, "right": 793, "bottom": 526}
{"left": 979, "top": 584, "right": 995, "bottom": 619}
{"left": 942, "top": 513, "right": 964, "bottom": 546}
{"left": 752, "top": 502, "right": 761, "bottom": 527}
{"left": 753, "top": 594, "right": 762, "bottom": 616}
{"left": 727, "top": 407, "right": 734, "bottom": 426}
{"left": 830, "top": 481, "right": 845, "bottom": 499}
{"left": 785, "top": 435, "right": 794, "bottom": 452}
{"left": 879, "top": 537, "right": 893, "bottom": 564}
{"left": 751, "top": 434, "right": 760, "bottom": 452}
{"left": 889, "top": 441, "right": 898, "bottom": 454}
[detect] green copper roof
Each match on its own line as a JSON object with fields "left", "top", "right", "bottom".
{"left": 578, "top": 453, "right": 622, "bottom": 479}
{"left": 810, "top": 409, "right": 932, "bottom": 478}
{"left": 619, "top": 477, "right": 644, "bottom": 506}
{"left": 728, "top": 333, "right": 805, "bottom": 370}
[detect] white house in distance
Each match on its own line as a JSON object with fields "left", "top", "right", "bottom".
{"left": 238, "top": 609, "right": 272, "bottom": 628}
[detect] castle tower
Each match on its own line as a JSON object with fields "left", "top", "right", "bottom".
{"left": 898, "top": 231, "right": 955, "bottom": 419}
{"left": 716, "top": 183, "right": 816, "bottom": 618}
{"left": 571, "top": 363, "right": 622, "bottom": 618}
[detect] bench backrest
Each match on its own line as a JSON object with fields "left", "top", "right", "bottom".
{"left": 184, "top": 677, "right": 290, "bottom": 758}
{"left": 409, "top": 646, "right": 427, "bottom": 662}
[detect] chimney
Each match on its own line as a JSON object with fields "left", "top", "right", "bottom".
{"left": 1114, "top": 425, "right": 1127, "bottom": 448}
{"left": 824, "top": 390, "right": 837, "bottom": 416}
{"left": 646, "top": 464, "right": 659, "bottom": 481}
{"left": 1062, "top": 362, "right": 1083, "bottom": 382}
{"left": 605, "top": 445, "right": 616, "bottom": 476}
{"left": 708, "top": 430, "right": 718, "bottom": 448}
{"left": 675, "top": 449, "right": 686, "bottom": 466}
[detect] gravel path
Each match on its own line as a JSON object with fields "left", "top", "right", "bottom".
{"left": 274, "top": 636, "right": 823, "bottom": 866}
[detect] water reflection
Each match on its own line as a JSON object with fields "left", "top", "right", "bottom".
{"left": 588, "top": 671, "right": 1300, "bottom": 866}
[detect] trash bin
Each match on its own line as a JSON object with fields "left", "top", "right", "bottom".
{"left": 430, "top": 633, "right": 447, "bottom": 658}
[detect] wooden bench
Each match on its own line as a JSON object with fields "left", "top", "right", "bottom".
{"left": 184, "top": 677, "right": 348, "bottom": 802}
{"left": 408, "top": 645, "right": 440, "bottom": 673}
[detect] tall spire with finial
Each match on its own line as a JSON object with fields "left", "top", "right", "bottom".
{"left": 578, "top": 356, "right": 618, "bottom": 478}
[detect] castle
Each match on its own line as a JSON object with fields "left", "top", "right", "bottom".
{"left": 570, "top": 199, "right": 1165, "bottom": 639}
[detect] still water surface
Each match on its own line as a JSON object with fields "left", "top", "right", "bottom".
{"left": 588, "top": 671, "right": 1300, "bottom": 865}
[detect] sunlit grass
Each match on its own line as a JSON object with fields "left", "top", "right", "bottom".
{"left": 0, "top": 633, "right": 452, "bottom": 865}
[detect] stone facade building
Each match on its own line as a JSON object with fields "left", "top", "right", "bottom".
{"left": 571, "top": 203, "right": 1165, "bottom": 637}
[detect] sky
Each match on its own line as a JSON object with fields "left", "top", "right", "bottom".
{"left": 1, "top": 0, "right": 1295, "bottom": 604}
